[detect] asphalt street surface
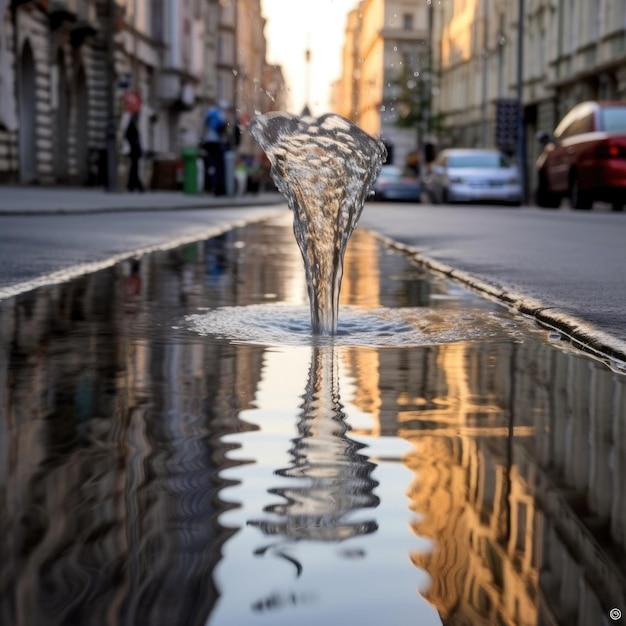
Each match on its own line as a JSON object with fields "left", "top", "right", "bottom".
{"left": 361, "top": 203, "right": 626, "bottom": 343}
{"left": 1, "top": 201, "right": 625, "bottom": 344}
{"left": 0, "top": 206, "right": 281, "bottom": 291}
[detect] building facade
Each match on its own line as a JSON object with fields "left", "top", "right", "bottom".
{"left": 1, "top": 0, "right": 107, "bottom": 184}
{"left": 433, "top": 0, "right": 626, "bottom": 190}
{"left": 0, "top": 0, "right": 283, "bottom": 187}
{"left": 331, "top": 0, "right": 430, "bottom": 168}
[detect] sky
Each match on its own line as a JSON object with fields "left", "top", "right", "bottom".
{"left": 261, "top": 0, "right": 358, "bottom": 115}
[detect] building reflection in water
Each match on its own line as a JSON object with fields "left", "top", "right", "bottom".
{"left": 346, "top": 338, "right": 626, "bottom": 626}
{"left": 248, "top": 346, "right": 379, "bottom": 565}
{"left": 0, "top": 222, "right": 301, "bottom": 626}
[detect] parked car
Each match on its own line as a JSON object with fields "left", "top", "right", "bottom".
{"left": 535, "top": 101, "right": 626, "bottom": 211}
{"left": 372, "top": 165, "right": 421, "bottom": 202}
{"left": 424, "top": 149, "right": 521, "bottom": 205}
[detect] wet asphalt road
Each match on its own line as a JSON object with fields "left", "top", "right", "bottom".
{"left": 0, "top": 206, "right": 282, "bottom": 290}
{"left": 361, "top": 202, "right": 626, "bottom": 343}
{"left": 1, "top": 201, "right": 625, "bottom": 343}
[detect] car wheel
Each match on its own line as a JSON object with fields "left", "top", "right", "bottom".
{"left": 535, "top": 171, "right": 560, "bottom": 208}
{"left": 611, "top": 200, "right": 624, "bottom": 212}
{"left": 442, "top": 188, "right": 449, "bottom": 204}
{"left": 569, "top": 174, "right": 592, "bottom": 210}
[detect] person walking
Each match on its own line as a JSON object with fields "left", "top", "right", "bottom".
{"left": 202, "top": 104, "right": 227, "bottom": 195}
{"left": 124, "top": 112, "right": 144, "bottom": 192}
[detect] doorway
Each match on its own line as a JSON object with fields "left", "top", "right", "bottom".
{"left": 54, "top": 49, "right": 70, "bottom": 182}
{"left": 18, "top": 40, "right": 37, "bottom": 183}
{"left": 75, "top": 65, "right": 89, "bottom": 184}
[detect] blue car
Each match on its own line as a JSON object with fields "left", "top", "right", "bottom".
{"left": 372, "top": 166, "right": 421, "bottom": 202}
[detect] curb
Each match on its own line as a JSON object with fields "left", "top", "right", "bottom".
{"left": 0, "top": 196, "right": 285, "bottom": 217}
{"left": 367, "top": 229, "right": 626, "bottom": 366}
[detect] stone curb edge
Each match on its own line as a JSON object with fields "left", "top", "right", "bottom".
{"left": 367, "top": 229, "right": 626, "bottom": 365}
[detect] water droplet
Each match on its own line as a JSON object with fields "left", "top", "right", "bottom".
{"left": 380, "top": 105, "right": 386, "bottom": 112}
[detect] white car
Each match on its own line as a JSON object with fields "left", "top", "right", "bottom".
{"left": 425, "top": 149, "right": 522, "bottom": 205}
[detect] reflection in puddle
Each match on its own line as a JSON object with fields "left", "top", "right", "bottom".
{"left": 0, "top": 216, "right": 625, "bottom": 626}
{"left": 248, "top": 347, "right": 379, "bottom": 563}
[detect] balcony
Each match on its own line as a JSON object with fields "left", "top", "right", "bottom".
{"left": 48, "top": 0, "right": 98, "bottom": 45}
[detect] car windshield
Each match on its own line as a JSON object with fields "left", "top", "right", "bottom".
{"left": 447, "top": 153, "right": 510, "bottom": 168}
{"left": 600, "top": 107, "right": 626, "bottom": 133}
{"left": 379, "top": 166, "right": 403, "bottom": 179}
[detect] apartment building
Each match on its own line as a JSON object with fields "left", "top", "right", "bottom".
{"left": 0, "top": 0, "right": 283, "bottom": 186}
{"left": 433, "top": 0, "right": 626, "bottom": 188}
{"left": 331, "top": 0, "right": 430, "bottom": 167}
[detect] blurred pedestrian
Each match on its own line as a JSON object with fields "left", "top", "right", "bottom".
{"left": 203, "top": 104, "right": 227, "bottom": 195}
{"left": 124, "top": 112, "right": 144, "bottom": 192}
{"left": 405, "top": 150, "right": 421, "bottom": 178}
{"left": 234, "top": 155, "right": 248, "bottom": 195}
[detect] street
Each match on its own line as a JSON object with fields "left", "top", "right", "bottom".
{"left": 362, "top": 202, "right": 626, "bottom": 346}
{"left": 0, "top": 205, "right": 282, "bottom": 296}
{"left": 2, "top": 200, "right": 625, "bottom": 350}
{"left": 4, "top": 0, "right": 626, "bottom": 622}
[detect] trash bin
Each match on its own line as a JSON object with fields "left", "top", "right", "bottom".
{"left": 182, "top": 147, "right": 199, "bottom": 194}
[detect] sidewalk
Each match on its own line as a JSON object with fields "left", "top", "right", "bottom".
{"left": 0, "top": 186, "right": 284, "bottom": 215}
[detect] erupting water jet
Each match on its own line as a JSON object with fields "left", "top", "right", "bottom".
{"left": 250, "top": 112, "right": 386, "bottom": 335}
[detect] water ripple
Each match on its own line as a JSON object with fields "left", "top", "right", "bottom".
{"left": 184, "top": 304, "right": 517, "bottom": 347}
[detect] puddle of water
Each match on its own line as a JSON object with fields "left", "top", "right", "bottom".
{"left": 1, "top": 216, "right": 625, "bottom": 626}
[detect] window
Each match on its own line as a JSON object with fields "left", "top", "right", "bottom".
{"left": 600, "top": 107, "right": 626, "bottom": 132}
{"left": 571, "top": 111, "right": 595, "bottom": 134}
{"left": 555, "top": 105, "right": 596, "bottom": 138}
{"left": 447, "top": 152, "right": 510, "bottom": 168}
{"left": 554, "top": 107, "right": 579, "bottom": 139}
{"left": 403, "top": 13, "right": 413, "bottom": 30}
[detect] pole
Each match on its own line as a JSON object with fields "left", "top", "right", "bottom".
{"left": 481, "top": 0, "right": 489, "bottom": 146}
{"left": 426, "top": 0, "right": 433, "bottom": 139}
{"left": 516, "top": 0, "right": 527, "bottom": 203}
{"left": 305, "top": 47, "right": 311, "bottom": 110}
{"left": 232, "top": 0, "right": 238, "bottom": 129}
{"left": 105, "top": 0, "right": 118, "bottom": 192}
{"left": 10, "top": 0, "right": 19, "bottom": 179}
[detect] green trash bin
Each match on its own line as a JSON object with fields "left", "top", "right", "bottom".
{"left": 182, "top": 147, "right": 199, "bottom": 194}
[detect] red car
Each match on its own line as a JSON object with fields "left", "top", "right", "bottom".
{"left": 535, "top": 101, "right": 626, "bottom": 211}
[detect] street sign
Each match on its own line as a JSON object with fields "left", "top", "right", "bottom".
{"left": 495, "top": 98, "right": 519, "bottom": 155}
{"left": 123, "top": 90, "right": 142, "bottom": 113}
